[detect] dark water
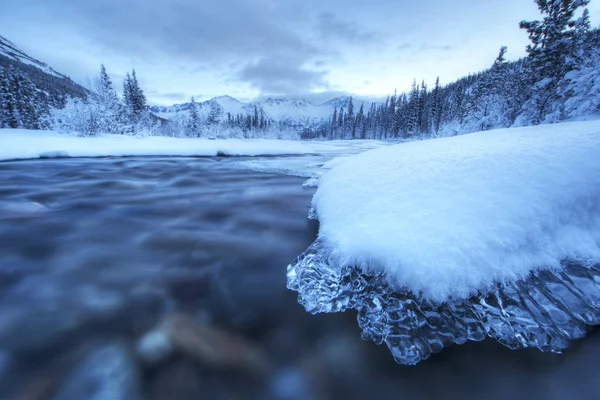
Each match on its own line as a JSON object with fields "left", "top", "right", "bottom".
{"left": 0, "top": 157, "right": 599, "bottom": 400}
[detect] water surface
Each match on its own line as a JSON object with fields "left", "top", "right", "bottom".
{"left": 0, "top": 157, "right": 598, "bottom": 400}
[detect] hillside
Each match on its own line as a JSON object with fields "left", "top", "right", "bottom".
{"left": 0, "top": 34, "right": 88, "bottom": 129}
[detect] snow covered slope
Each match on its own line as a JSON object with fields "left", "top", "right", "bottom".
{"left": 288, "top": 120, "right": 600, "bottom": 365}
{"left": 0, "top": 33, "right": 88, "bottom": 102}
{"left": 0, "top": 34, "right": 67, "bottom": 79}
{"left": 151, "top": 96, "right": 373, "bottom": 129}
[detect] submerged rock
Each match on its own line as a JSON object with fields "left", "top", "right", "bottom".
{"left": 137, "top": 314, "right": 269, "bottom": 373}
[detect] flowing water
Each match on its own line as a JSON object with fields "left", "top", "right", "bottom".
{"left": 0, "top": 156, "right": 599, "bottom": 400}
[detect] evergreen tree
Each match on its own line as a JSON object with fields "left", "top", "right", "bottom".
{"left": 331, "top": 106, "right": 338, "bottom": 137}
{"left": 95, "top": 64, "right": 121, "bottom": 133}
{"left": 356, "top": 103, "right": 365, "bottom": 139}
{"left": 346, "top": 97, "right": 355, "bottom": 137}
{"left": 407, "top": 80, "right": 420, "bottom": 135}
{"left": 418, "top": 81, "right": 428, "bottom": 133}
{"left": 188, "top": 96, "right": 200, "bottom": 137}
{"left": 430, "top": 77, "right": 443, "bottom": 134}
{"left": 253, "top": 105, "right": 259, "bottom": 129}
{"left": 130, "top": 69, "right": 147, "bottom": 116}
{"left": 207, "top": 101, "right": 221, "bottom": 124}
{"left": 518, "top": 0, "right": 590, "bottom": 124}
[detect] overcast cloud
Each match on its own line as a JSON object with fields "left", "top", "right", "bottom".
{"left": 1, "top": 0, "right": 598, "bottom": 105}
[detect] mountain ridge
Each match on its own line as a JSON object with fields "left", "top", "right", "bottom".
{"left": 0, "top": 34, "right": 88, "bottom": 102}
{"left": 150, "top": 95, "right": 377, "bottom": 130}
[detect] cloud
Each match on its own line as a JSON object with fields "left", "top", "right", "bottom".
{"left": 237, "top": 57, "right": 328, "bottom": 94}
{"left": 316, "top": 12, "right": 382, "bottom": 44}
{"left": 397, "top": 43, "right": 452, "bottom": 54}
{"left": 416, "top": 44, "right": 454, "bottom": 53}
{"left": 11, "top": 0, "right": 318, "bottom": 65}
{"left": 2, "top": 0, "right": 543, "bottom": 105}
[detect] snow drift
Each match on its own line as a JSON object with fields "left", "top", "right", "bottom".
{"left": 288, "top": 120, "right": 600, "bottom": 365}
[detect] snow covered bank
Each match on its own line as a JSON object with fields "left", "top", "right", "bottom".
{"left": 312, "top": 120, "right": 600, "bottom": 302}
{"left": 0, "top": 129, "right": 318, "bottom": 161}
{"left": 288, "top": 120, "right": 600, "bottom": 365}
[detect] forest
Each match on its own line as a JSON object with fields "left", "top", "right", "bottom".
{"left": 0, "top": 0, "right": 598, "bottom": 139}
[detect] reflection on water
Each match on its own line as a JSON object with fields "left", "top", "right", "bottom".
{"left": 0, "top": 157, "right": 598, "bottom": 400}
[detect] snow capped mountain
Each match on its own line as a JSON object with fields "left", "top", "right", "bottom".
{"left": 322, "top": 95, "right": 359, "bottom": 109}
{"left": 0, "top": 35, "right": 67, "bottom": 80}
{"left": 151, "top": 96, "right": 375, "bottom": 130}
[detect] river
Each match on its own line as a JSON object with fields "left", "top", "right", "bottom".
{"left": 0, "top": 156, "right": 598, "bottom": 400}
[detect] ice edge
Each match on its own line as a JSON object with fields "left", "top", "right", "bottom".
{"left": 287, "top": 237, "right": 600, "bottom": 366}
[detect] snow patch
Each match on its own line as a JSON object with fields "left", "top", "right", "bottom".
{"left": 0, "top": 129, "right": 318, "bottom": 161}
{"left": 310, "top": 120, "right": 600, "bottom": 302}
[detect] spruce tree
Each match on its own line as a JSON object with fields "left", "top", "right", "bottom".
{"left": 346, "top": 97, "right": 355, "bottom": 137}
{"left": 188, "top": 96, "right": 200, "bottom": 137}
{"left": 356, "top": 103, "right": 365, "bottom": 139}
{"left": 0, "top": 67, "right": 10, "bottom": 128}
{"left": 430, "top": 77, "right": 443, "bottom": 134}
{"left": 519, "top": 0, "right": 590, "bottom": 123}
{"left": 253, "top": 105, "right": 259, "bottom": 129}
{"left": 331, "top": 107, "right": 338, "bottom": 138}
{"left": 96, "top": 64, "right": 121, "bottom": 133}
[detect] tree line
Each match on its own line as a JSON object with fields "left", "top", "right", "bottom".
{"left": 320, "top": 0, "right": 598, "bottom": 140}
{"left": 1, "top": 0, "right": 597, "bottom": 139}
{"left": 52, "top": 65, "right": 159, "bottom": 135}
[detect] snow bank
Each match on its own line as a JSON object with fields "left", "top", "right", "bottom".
{"left": 312, "top": 120, "right": 600, "bottom": 302}
{"left": 0, "top": 129, "right": 317, "bottom": 161}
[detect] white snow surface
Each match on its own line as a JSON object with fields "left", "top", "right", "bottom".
{"left": 0, "top": 129, "right": 319, "bottom": 161}
{"left": 313, "top": 120, "right": 600, "bottom": 302}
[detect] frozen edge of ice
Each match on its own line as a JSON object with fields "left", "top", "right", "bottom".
{"left": 287, "top": 237, "right": 600, "bottom": 366}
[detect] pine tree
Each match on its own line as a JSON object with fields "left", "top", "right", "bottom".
{"left": 259, "top": 111, "right": 266, "bottom": 130}
{"left": 356, "top": 103, "right": 365, "bottom": 139}
{"left": 130, "top": 69, "right": 147, "bottom": 116}
{"left": 253, "top": 105, "right": 259, "bottom": 129}
{"left": 0, "top": 67, "right": 10, "bottom": 128}
{"left": 188, "top": 96, "right": 200, "bottom": 137}
{"left": 430, "top": 77, "right": 443, "bottom": 134}
{"left": 95, "top": 64, "right": 121, "bottom": 133}
{"left": 331, "top": 107, "right": 338, "bottom": 137}
{"left": 518, "top": 0, "right": 590, "bottom": 124}
{"left": 122, "top": 72, "right": 134, "bottom": 130}
{"left": 207, "top": 101, "right": 221, "bottom": 124}
{"left": 346, "top": 97, "right": 355, "bottom": 138}
{"left": 407, "top": 80, "right": 420, "bottom": 135}
{"left": 418, "top": 81, "right": 428, "bottom": 133}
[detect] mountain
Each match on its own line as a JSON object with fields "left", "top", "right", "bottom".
{"left": 151, "top": 95, "right": 375, "bottom": 131}
{"left": 0, "top": 34, "right": 88, "bottom": 104}
{"left": 0, "top": 35, "right": 65, "bottom": 79}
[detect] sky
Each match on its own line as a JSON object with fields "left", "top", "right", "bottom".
{"left": 1, "top": 0, "right": 598, "bottom": 106}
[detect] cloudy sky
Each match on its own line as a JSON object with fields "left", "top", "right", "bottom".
{"left": 1, "top": 0, "right": 598, "bottom": 105}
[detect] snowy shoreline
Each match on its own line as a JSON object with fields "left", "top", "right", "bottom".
{"left": 288, "top": 119, "right": 600, "bottom": 364}
{"left": 0, "top": 129, "right": 391, "bottom": 164}
{"left": 308, "top": 120, "right": 600, "bottom": 302}
{"left": 0, "top": 130, "right": 320, "bottom": 161}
